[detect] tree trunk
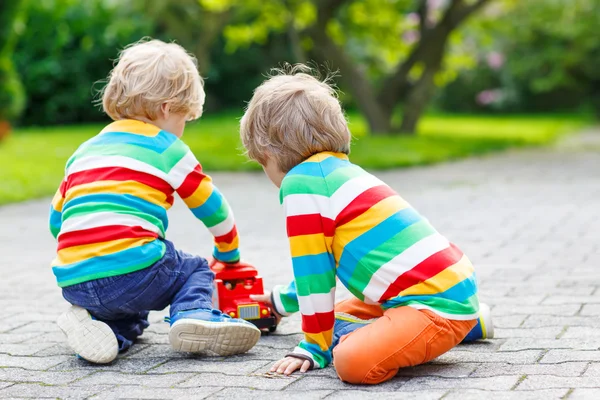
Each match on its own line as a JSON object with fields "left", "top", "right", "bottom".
{"left": 308, "top": 27, "right": 393, "bottom": 134}
{"left": 399, "top": 67, "right": 438, "bottom": 133}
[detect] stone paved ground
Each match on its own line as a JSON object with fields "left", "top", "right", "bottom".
{"left": 1, "top": 128, "right": 599, "bottom": 399}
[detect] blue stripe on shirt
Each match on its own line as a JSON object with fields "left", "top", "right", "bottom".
{"left": 83, "top": 130, "right": 177, "bottom": 154}
{"left": 292, "top": 252, "right": 336, "bottom": 278}
{"left": 189, "top": 188, "right": 223, "bottom": 220}
{"left": 336, "top": 208, "right": 423, "bottom": 283}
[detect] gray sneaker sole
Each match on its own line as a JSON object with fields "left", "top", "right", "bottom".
{"left": 57, "top": 305, "right": 118, "bottom": 364}
{"left": 169, "top": 319, "right": 261, "bottom": 356}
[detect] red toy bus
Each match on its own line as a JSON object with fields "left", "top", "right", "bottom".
{"left": 210, "top": 260, "right": 277, "bottom": 332}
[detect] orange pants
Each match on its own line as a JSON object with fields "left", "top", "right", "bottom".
{"left": 332, "top": 298, "right": 476, "bottom": 385}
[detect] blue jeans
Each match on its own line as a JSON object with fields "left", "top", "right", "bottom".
{"left": 62, "top": 240, "right": 214, "bottom": 352}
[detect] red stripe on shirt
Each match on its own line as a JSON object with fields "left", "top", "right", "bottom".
{"left": 301, "top": 311, "right": 335, "bottom": 334}
{"left": 59, "top": 180, "right": 67, "bottom": 197}
{"left": 286, "top": 214, "right": 335, "bottom": 237}
{"left": 57, "top": 225, "right": 158, "bottom": 251}
{"left": 66, "top": 167, "right": 173, "bottom": 197}
{"left": 378, "top": 243, "right": 464, "bottom": 302}
{"left": 177, "top": 164, "right": 205, "bottom": 198}
{"left": 335, "top": 185, "right": 396, "bottom": 226}
{"left": 214, "top": 225, "right": 238, "bottom": 244}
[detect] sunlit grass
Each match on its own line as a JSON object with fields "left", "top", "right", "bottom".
{"left": 0, "top": 112, "right": 587, "bottom": 205}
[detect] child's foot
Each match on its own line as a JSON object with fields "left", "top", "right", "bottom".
{"left": 462, "top": 302, "right": 494, "bottom": 342}
{"left": 168, "top": 309, "right": 261, "bottom": 356}
{"left": 57, "top": 305, "right": 118, "bottom": 364}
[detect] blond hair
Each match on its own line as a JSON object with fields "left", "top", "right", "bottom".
{"left": 240, "top": 64, "right": 351, "bottom": 172}
{"left": 101, "top": 38, "right": 204, "bottom": 121}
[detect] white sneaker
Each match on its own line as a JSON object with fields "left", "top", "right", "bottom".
{"left": 57, "top": 305, "right": 118, "bottom": 364}
{"left": 479, "top": 302, "right": 495, "bottom": 339}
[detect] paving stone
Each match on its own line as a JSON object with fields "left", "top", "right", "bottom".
{"left": 0, "top": 382, "right": 15, "bottom": 390}
{"left": 457, "top": 340, "right": 504, "bottom": 353}
{"left": 72, "top": 371, "right": 196, "bottom": 387}
{"left": 443, "top": 389, "right": 569, "bottom": 400}
{"left": 522, "top": 315, "right": 600, "bottom": 328}
{"left": 0, "top": 383, "right": 109, "bottom": 399}
{"left": 135, "top": 332, "right": 169, "bottom": 345}
{"left": 0, "top": 354, "right": 68, "bottom": 370}
{"left": 484, "top": 295, "right": 546, "bottom": 306}
{"left": 9, "top": 312, "right": 62, "bottom": 322}
{"left": 178, "top": 372, "right": 300, "bottom": 390}
{"left": 561, "top": 327, "right": 600, "bottom": 339}
{"left": 499, "top": 338, "right": 600, "bottom": 351}
{"left": 49, "top": 357, "right": 167, "bottom": 374}
{"left": 494, "top": 327, "right": 564, "bottom": 339}
{"left": 517, "top": 375, "right": 600, "bottom": 390}
{"left": 327, "top": 390, "right": 447, "bottom": 399}
{"left": 22, "top": 331, "right": 66, "bottom": 344}
{"left": 396, "top": 363, "right": 476, "bottom": 378}
{"left": 0, "top": 321, "right": 30, "bottom": 333}
{"left": 580, "top": 304, "right": 600, "bottom": 316}
{"left": 471, "top": 362, "right": 588, "bottom": 377}
{"left": 92, "top": 386, "right": 224, "bottom": 399}
{"left": 285, "top": 375, "right": 407, "bottom": 391}
{"left": 0, "top": 343, "right": 55, "bottom": 356}
{"left": 583, "top": 363, "right": 600, "bottom": 377}
{"left": 434, "top": 350, "right": 543, "bottom": 364}
{"left": 491, "top": 304, "right": 581, "bottom": 316}
{"left": 125, "top": 344, "right": 287, "bottom": 361}
{"left": 493, "top": 315, "right": 527, "bottom": 328}
{"left": 540, "top": 350, "right": 600, "bottom": 363}
{"left": 0, "top": 367, "right": 93, "bottom": 385}
{"left": 399, "top": 375, "right": 521, "bottom": 391}
{"left": 9, "top": 321, "right": 61, "bottom": 333}
{"left": 152, "top": 359, "right": 269, "bottom": 374}
{"left": 0, "top": 333, "right": 43, "bottom": 344}
{"left": 214, "top": 388, "right": 334, "bottom": 399}
{"left": 542, "top": 296, "right": 600, "bottom": 305}
{"left": 569, "top": 389, "right": 600, "bottom": 399}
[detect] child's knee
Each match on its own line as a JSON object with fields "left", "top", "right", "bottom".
{"left": 333, "top": 343, "right": 397, "bottom": 385}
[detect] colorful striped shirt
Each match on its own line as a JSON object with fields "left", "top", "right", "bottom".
{"left": 49, "top": 119, "right": 240, "bottom": 287}
{"left": 272, "top": 152, "right": 479, "bottom": 369}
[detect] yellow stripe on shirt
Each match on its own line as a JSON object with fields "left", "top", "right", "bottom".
{"left": 101, "top": 120, "right": 161, "bottom": 137}
{"left": 398, "top": 255, "right": 475, "bottom": 297}
{"left": 215, "top": 235, "right": 240, "bottom": 253}
{"left": 305, "top": 328, "right": 334, "bottom": 351}
{"left": 332, "top": 195, "right": 409, "bottom": 258}
{"left": 182, "top": 176, "right": 214, "bottom": 209}
{"left": 65, "top": 180, "right": 171, "bottom": 208}
{"left": 54, "top": 237, "right": 156, "bottom": 266}
{"left": 289, "top": 233, "right": 332, "bottom": 258}
{"left": 52, "top": 188, "right": 65, "bottom": 212}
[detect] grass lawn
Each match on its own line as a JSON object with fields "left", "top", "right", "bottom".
{"left": 0, "top": 112, "right": 587, "bottom": 205}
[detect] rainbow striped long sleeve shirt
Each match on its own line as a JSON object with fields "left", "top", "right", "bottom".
{"left": 272, "top": 152, "right": 479, "bottom": 369}
{"left": 49, "top": 119, "right": 240, "bottom": 287}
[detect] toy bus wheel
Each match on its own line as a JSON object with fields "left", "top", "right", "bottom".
{"left": 268, "top": 325, "right": 277, "bottom": 333}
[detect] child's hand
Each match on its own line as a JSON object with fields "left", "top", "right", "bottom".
{"left": 271, "top": 356, "right": 311, "bottom": 375}
{"left": 250, "top": 291, "right": 283, "bottom": 325}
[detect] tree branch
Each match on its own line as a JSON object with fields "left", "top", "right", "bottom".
{"left": 417, "top": 0, "right": 428, "bottom": 36}
{"left": 448, "top": 0, "right": 492, "bottom": 28}
{"left": 306, "top": 0, "right": 392, "bottom": 132}
{"left": 378, "top": 0, "right": 493, "bottom": 113}
{"left": 315, "top": 0, "right": 349, "bottom": 27}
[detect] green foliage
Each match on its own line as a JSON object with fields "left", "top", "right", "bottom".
{"left": 503, "top": 0, "right": 600, "bottom": 94}
{"left": 0, "top": 0, "right": 26, "bottom": 122}
{"left": 0, "top": 58, "right": 25, "bottom": 121}
{"left": 437, "top": 0, "right": 600, "bottom": 115}
{"left": 0, "top": 112, "right": 585, "bottom": 205}
{"left": 13, "top": 0, "right": 152, "bottom": 125}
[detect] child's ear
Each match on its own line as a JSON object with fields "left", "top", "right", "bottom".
{"left": 160, "top": 102, "right": 171, "bottom": 119}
